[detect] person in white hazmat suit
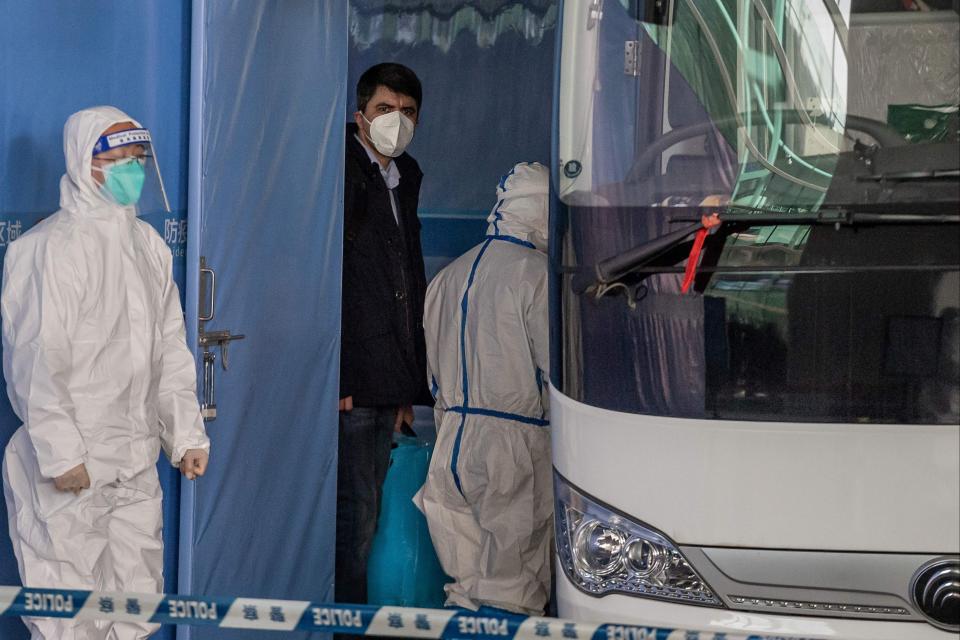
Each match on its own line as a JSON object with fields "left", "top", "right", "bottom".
{"left": 1, "top": 106, "right": 210, "bottom": 639}
{"left": 414, "top": 162, "right": 552, "bottom": 615}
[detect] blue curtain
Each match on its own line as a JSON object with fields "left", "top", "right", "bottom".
{"left": 177, "top": 2, "right": 346, "bottom": 638}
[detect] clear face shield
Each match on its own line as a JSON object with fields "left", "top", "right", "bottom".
{"left": 91, "top": 128, "right": 171, "bottom": 214}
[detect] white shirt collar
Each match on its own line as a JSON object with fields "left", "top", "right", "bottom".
{"left": 355, "top": 134, "right": 400, "bottom": 190}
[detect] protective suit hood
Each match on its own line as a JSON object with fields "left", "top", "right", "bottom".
{"left": 60, "top": 105, "right": 142, "bottom": 218}
{"left": 486, "top": 162, "right": 549, "bottom": 251}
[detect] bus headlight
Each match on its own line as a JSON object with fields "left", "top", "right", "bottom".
{"left": 573, "top": 520, "right": 626, "bottom": 577}
{"left": 555, "top": 472, "right": 723, "bottom": 607}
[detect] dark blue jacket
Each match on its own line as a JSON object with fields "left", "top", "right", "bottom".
{"left": 339, "top": 123, "right": 431, "bottom": 407}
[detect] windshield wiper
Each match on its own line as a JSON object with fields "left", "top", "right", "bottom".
{"left": 668, "top": 205, "right": 960, "bottom": 226}
{"left": 856, "top": 169, "right": 960, "bottom": 182}
{"left": 571, "top": 206, "right": 960, "bottom": 295}
{"left": 571, "top": 219, "right": 704, "bottom": 294}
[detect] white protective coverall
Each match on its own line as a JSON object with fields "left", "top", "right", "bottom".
{"left": 414, "top": 162, "right": 552, "bottom": 615}
{"left": 1, "top": 106, "right": 210, "bottom": 639}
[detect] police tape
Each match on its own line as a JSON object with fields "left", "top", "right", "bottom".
{"left": 0, "top": 585, "right": 815, "bottom": 639}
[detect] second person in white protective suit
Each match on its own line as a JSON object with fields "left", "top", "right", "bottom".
{"left": 1, "top": 106, "right": 210, "bottom": 640}
{"left": 414, "top": 162, "right": 553, "bottom": 615}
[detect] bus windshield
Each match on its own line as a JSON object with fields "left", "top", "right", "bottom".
{"left": 556, "top": 0, "right": 959, "bottom": 423}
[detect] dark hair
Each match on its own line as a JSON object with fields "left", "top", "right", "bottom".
{"left": 356, "top": 63, "right": 422, "bottom": 113}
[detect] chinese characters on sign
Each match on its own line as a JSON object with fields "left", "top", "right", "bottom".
{"left": 0, "top": 220, "right": 23, "bottom": 247}
{"left": 164, "top": 217, "right": 188, "bottom": 257}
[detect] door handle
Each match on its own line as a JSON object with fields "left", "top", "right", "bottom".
{"left": 198, "top": 257, "right": 244, "bottom": 422}
{"left": 199, "top": 330, "right": 246, "bottom": 371}
{"left": 199, "top": 257, "right": 215, "bottom": 322}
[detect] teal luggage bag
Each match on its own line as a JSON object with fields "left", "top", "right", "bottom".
{"left": 367, "top": 436, "right": 449, "bottom": 608}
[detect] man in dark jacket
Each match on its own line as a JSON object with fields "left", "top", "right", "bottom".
{"left": 336, "top": 62, "right": 431, "bottom": 606}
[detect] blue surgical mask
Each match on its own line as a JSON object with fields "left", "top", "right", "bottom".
{"left": 97, "top": 158, "right": 146, "bottom": 206}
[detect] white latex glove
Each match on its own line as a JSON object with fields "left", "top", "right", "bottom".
{"left": 180, "top": 449, "right": 209, "bottom": 480}
{"left": 54, "top": 463, "right": 91, "bottom": 495}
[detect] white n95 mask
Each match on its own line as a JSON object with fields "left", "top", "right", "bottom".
{"left": 362, "top": 111, "right": 415, "bottom": 157}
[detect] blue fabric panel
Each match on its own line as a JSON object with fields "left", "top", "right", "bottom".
{"left": 419, "top": 213, "right": 488, "bottom": 280}
{"left": 348, "top": 11, "right": 556, "bottom": 271}
{"left": 0, "top": 3, "right": 191, "bottom": 639}
{"left": 179, "top": 2, "right": 347, "bottom": 639}
{"left": 418, "top": 212, "right": 489, "bottom": 255}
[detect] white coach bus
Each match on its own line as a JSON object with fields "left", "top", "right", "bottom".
{"left": 550, "top": 1, "right": 960, "bottom": 638}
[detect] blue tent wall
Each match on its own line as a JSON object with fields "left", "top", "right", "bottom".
{"left": 347, "top": 2, "right": 558, "bottom": 277}
{"left": 0, "top": 3, "right": 191, "bottom": 638}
